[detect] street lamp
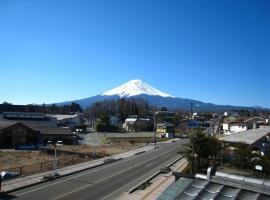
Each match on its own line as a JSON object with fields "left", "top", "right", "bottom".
{"left": 47, "top": 140, "right": 63, "bottom": 177}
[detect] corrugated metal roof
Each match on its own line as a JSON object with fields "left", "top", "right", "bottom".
{"left": 220, "top": 127, "right": 270, "bottom": 144}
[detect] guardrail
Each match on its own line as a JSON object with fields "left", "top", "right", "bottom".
{"left": 128, "top": 156, "right": 184, "bottom": 194}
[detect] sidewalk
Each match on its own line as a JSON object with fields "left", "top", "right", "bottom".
{"left": 1, "top": 145, "right": 155, "bottom": 193}
{"left": 120, "top": 157, "right": 188, "bottom": 200}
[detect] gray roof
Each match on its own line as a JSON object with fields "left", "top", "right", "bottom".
{"left": 220, "top": 127, "right": 270, "bottom": 144}
{"left": 0, "top": 121, "right": 73, "bottom": 136}
{"left": 0, "top": 121, "right": 18, "bottom": 131}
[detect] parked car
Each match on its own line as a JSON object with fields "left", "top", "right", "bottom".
{"left": 1, "top": 171, "right": 20, "bottom": 180}
{"left": 15, "top": 143, "right": 38, "bottom": 150}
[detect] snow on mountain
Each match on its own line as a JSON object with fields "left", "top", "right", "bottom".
{"left": 101, "top": 79, "right": 174, "bottom": 98}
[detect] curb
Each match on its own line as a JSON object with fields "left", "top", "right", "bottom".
{"left": 2, "top": 146, "right": 155, "bottom": 193}
{"left": 2, "top": 158, "right": 122, "bottom": 193}
{"left": 134, "top": 151, "right": 146, "bottom": 155}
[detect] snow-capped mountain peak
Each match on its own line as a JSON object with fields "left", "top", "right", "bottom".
{"left": 102, "top": 79, "right": 174, "bottom": 98}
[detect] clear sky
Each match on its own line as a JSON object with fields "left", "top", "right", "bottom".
{"left": 0, "top": 0, "right": 269, "bottom": 107}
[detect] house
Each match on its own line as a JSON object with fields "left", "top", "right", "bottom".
{"left": 156, "top": 123, "right": 174, "bottom": 138}
{"left": 123, "top": 118, "right": 150, "bottom": 132}
{"left": 109, "top": 115, "right": 120, "bottom": 127}
{"left": 220, "top": 127, "right": 270, "bottom": 155}
{"left": 223, "top": 122, "right": 248, "bottom": 135}
{"left": 244, "top": 117, "right": 266, "bottom": 129}
{"left": 0, "top": 122, "right": 76, "bottom": 148}
{"left": 0, "top": 112, "right": 77, "bottom": 148}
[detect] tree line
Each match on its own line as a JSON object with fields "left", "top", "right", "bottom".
{"left": 85, "top": 98, "right": 150, "bottom": 122}
{"left": 0, "top": 102, "right": 82, "bottom": 114}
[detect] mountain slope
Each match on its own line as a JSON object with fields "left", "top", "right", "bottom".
{"left": 56, "top": 80, "right": 267, "bottom": 111}
{"left": 102, "top": 79, "right": 173, "bottom": 98}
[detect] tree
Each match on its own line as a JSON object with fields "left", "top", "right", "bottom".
{"left": 232, "top": 142, "right": 253, "bottom": 169}
{"left": 160, "top": 107, "right": 167, "bottom": 111}
{"left": 180, "top": 129, "right": 222, "bottom": 174}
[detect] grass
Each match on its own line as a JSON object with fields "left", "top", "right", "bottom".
{"left": 0, "top": 151, "right": 54, "bottom": 170}
{"left": 0, "top": 141, "right": 146, "bottom": 174}
{"left": 59, "top": 141, "right": 146, "bottom": 156}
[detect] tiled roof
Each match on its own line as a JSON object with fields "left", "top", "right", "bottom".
{"left": 159, "top": 176, "right": 270, "bottom": 200}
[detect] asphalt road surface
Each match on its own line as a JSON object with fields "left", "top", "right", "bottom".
{"left": 3, "top": 140, "right": 187, "bottom": 200}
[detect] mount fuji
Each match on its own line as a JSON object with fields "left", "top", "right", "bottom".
{"left": 56, "top": 79, "right": 266, "bottom": 111}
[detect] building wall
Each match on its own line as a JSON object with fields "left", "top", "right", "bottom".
{"left": 0, "top": 124, "right": 39, "bottom": 148}
{"left": 230, "top": 125, "right": 247, "bottom": 134}
{"left": 223, "top": 123, "right": 247, "bottom": 135}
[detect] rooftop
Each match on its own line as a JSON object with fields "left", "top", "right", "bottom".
{"left": 220, "top": 127, "right": 270, "bottom": 144}
{"left": 159, "top": 168, "right": 270, "bottom": 200}
{"left": 46, "top": 114, "right": 79, "bottom": 121}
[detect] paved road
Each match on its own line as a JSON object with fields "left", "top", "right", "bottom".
{"left": 3, "top": 140, "right": 187, "bottom": 200}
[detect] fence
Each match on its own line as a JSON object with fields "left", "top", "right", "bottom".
{"left": 2, "top": 150, "right": 106, "bottom": 178}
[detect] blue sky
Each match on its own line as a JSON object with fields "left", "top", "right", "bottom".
{"left": 0, "top": 0, "right": 269, "bottom": 107}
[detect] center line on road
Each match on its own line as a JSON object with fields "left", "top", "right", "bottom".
{"left": 50, "top": 184, "right": 93, "bottom": 200}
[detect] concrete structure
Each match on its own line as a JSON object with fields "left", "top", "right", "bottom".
{"left": 123, "top": 118, "right": 150, "bottom": 132}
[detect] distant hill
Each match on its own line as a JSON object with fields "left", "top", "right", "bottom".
{"left": 56, "top": 79, "right": 269, "bottom": 111}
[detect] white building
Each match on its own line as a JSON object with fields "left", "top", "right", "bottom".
{"left": 123, "top": 118, "right": 150, "bottom": 132}
{"left": 223, "top": 122, "right": 248, "bottom": 135}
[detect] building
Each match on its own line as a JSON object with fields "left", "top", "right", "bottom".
{"left": 123, "top": 118, "right": 150, "bottom": 132}
{"left": 109, "top": 115, "right": 120, "bottom": 127}
{"left": 223, "top": 122, "right": 248, "bottom": 135}
{"left": 0, "top": 122, "right": 76, "bottom": 148}
{"left": 220, "top": 127, "right": 270, "bottom": 155}
{"left": 159, "top": 167, "right": 270, "bottom": 199}
{"left": 46, "top": 114, "right": 80, "bottom": 127}
{"left": 1, "top": 112, "right": 57, "bottom": 127}
{"left": 156, "top": 123, "right": 174, "bottom": 138}
{"left": 223, "top": 111, "right": 239, "bottom": 117}
{"left": 0, "top": 112, "right": 77, "bottom": 148}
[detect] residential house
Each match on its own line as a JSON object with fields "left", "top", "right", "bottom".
{"left": 220, "top": 127, "right": 270, "bottom": 155}
{"left": 0, "top": 112, "right": 77, "bottom": 148}
{"left": 123, "top": 118, "right": 150, "bottom": 132}
{"left": 156, "top": 123, "right": 174, "bottom": 138}
{"left": 223, "top": 122, "right": 247, "bottom": 135}
{"left": 0, "top": 122, "right": 76, "bottom": 148}
{"left": 109, "top": 115, "right": 120, "bottom": 127}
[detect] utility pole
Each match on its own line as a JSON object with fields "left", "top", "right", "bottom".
{"left": 190, "top": 103, "right": 195, "bottom": 174}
